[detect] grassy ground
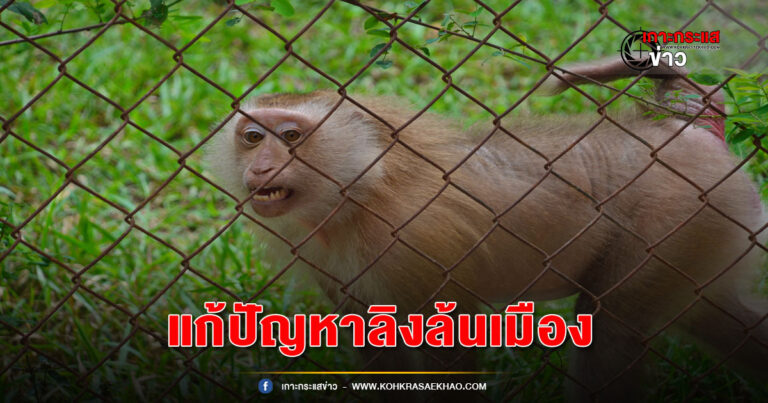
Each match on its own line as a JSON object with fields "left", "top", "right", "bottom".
{"left": 1, "top": 0, "right": 767, "bottom": 401}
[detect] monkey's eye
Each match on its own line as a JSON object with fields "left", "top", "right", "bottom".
{"left": 241, "top": 129, "right": 264, "bottom": 146}
{"left": 281, "top": 129, "right": 302, "bottom": 143}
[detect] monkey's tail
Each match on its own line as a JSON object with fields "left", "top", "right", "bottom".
{"left": 540, "top": 57, "right": 726, "bottom": 141}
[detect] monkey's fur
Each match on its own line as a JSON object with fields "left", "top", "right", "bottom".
{"left": 205, "top": 63, "right": 768, "bottom": 401}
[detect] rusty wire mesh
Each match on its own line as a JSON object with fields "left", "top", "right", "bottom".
{"left": 1, "top": 0, "right": 767, "bottom": 401}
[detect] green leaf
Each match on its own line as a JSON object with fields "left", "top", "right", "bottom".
{"left": 0, "top": 186, "right": 15, "bottom": 198}
{"left": 735, "top": 85, "right": 763, "bottom": 91}
{"left": 366, "top": 28, "right": 390, "bottom": 38}
{"left": 462, "top": 21, "right": 478, "bottom": 28}
{"left": 141, "top": 2, "right": 169, "bottom": 26}
{"left": 689, "top": 70, "right": 722, "bottom": 86}
{"left": 364, "top": 15, "right": 379, "bottom": 30}
{"left": 729, "top": 126, "right": 755, "bottom": 143}
{"left": 404, "top": 1, "right": 419, "bottom": 9}
{"left": 34, "top": 0, "right": 58, "bottom": 8}
{"left": 0, "top": 0, "right": 47, "bottom": 24}
{"left": 375, "top": 60, "right": 393, "bottom": 69}
{"left": 369, "top": 43, "right": 390, "bottom": 58}
{"left": 419, "top": 46, "right": 430, "bottom": 56}
{"left": 441, "top": 13, "right": 452, "bottom": 27}
{"left": 724, "top": 67, "right": 753, "bottom": 76}
{"left": 170, "top": 15, "right": 203, "bottom": 21}
{"left": 225, "top": 17, "right": 241, "bottom": 26}
{"left": 503, "top": 53, "right": 531, "bottom": 68}
{"left": 271, "top": 0, "right": 294, "bottom": 17}
{"left": 728, "top": 105, "right": 768, "bottom": 127}
{"left": 425, "top": 37, "right": 440, "bottom": 44}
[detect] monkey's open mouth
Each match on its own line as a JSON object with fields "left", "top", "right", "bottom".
{"left": 250, "top": 187, "right": 293, "bottom": 203}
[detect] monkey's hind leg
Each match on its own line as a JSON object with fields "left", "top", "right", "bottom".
{"left": 672, "top": 245, "right": 768, "bottom": 381}
{"left": 565, "top": 223, "right": 768, "bottom": 402}
{"left": 564, "top": 241, "right": 709, "bottom": 402}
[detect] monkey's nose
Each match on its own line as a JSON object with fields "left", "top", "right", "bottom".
{"left": 244, "top": 165, "right": 279, "bottom": 192}
{"left": 250, "top": 165, "right": 276, "bottom": 176}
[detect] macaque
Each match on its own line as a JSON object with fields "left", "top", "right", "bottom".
{"left": 204, "top": 58, "right": 768, "bottom": 401}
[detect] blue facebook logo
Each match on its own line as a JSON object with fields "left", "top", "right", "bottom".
{"left": 258, "top": 378, "right": 273, "bottom": 394}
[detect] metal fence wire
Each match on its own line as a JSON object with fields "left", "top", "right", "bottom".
{"left": 1, "top": 0, "right": 767, "bottom": 401}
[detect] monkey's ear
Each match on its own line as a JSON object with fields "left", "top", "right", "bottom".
{"left": 349, "top": 111, "right": 366, "bottom": 122}
{"left": 348, "top": 110, "right": 378, "bottom": 130}
{"left": 350, "top": 110, "right": 392, "bottom": 144}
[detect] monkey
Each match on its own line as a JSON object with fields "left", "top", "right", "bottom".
{"left": 204, "top": 59, "right": 768, "bottom": 401}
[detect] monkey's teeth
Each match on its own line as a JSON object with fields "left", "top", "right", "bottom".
{"left": 252, "top": 188, "right": 289, "bottom": 202}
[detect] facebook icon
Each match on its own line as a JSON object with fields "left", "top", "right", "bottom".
{"left": 258, "top": 378, "right": 273, "bottom": 394}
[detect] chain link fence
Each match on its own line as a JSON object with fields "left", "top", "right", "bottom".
{"left": 1, "top": 0, "right": 767, "bottom": 401}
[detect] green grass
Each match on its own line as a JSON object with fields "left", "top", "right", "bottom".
{"left": 1, "top": 0, "right": 767, "bottom": 401}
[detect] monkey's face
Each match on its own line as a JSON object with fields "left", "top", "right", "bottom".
{"left": 207, "top": 99, "right": 384, "bottom": 222}
{"left": 229, "top": 107, "right": 315, "bottom": 218}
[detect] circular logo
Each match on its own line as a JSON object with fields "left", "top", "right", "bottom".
{"left": 620, "top": 30, "right": 661, "bottom": 71}
{"left": 258, "top": 378, "right": 273, "bottom": 394}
